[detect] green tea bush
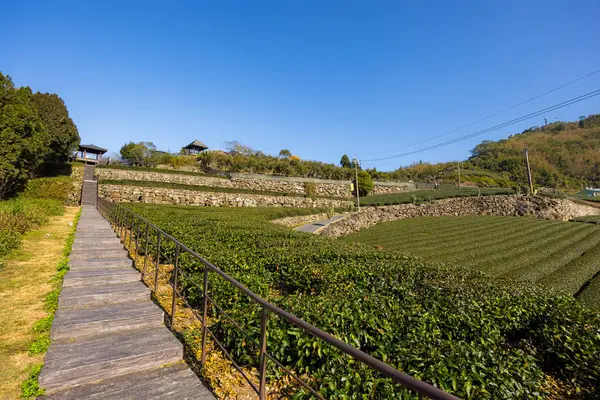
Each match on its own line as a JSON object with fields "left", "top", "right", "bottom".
{"left": 127, "top": 204, "right": 600, "bottom": 399}
{"left": 21, "top": 176, "right": 74, "bottom": 202}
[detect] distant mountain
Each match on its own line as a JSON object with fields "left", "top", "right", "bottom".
{"left": 468, "top": 114, "right": 600, "bottom": 190}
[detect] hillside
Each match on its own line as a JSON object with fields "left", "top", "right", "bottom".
{"left": 468, "top": 114, "right": 600, "bottom": 190}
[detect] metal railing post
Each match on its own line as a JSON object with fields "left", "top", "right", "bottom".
{"left": 128, "top": 213, "right": 135, "bottom": 249}
{"left": 170, "top": 244, "right": 180, "bottom": 327}
{"left": 135, "top": 217, "right": 141, "bottom": 253}
{"left": 258, "top": 307, "right": 269, "bottom": 399}
{"left": 201, "top": 267, "right": 209, "bottom": 365}
{"left": 154, "top": 232, "right": 161, "bottom": 293}
{"left": 142, "top": 223, "right": 150, "bottom": 279}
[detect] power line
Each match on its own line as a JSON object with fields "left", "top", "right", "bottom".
{"left": 362, "top": 88, "right": 600, "bottom": 162}
{"left": 366, "top": 68, "right": 600, "bottom": 158}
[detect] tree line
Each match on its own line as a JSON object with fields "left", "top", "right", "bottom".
{"left": 0, "top": 72, "right": 80, "bottom": 199}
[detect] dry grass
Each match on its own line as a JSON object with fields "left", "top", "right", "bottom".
{"left": 0, "top": 207, "right": 78, "bottom": 400}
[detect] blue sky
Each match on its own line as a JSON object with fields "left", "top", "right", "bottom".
{"left": 2, "top": 0, "right": 599, "bottom": 171}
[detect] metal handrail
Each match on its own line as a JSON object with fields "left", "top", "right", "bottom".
{"left": 96, "top": 197, "right": 459, "bottom": 400}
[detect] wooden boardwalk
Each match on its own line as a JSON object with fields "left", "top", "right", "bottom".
{"left": 38, "top": 203, "right": 214, "bottom": 399}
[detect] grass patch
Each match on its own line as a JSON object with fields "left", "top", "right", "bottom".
{"left": 101, "top": 179, "right": 350, "bottom": 200}
{"left": 360, "top": 187, "right": 513, "bottom": 206}
{"left": 97, "top": 164, "right": 228, "bottom": 179}
{"left": 0, "top": 207, "right": 78, "bottom": 399}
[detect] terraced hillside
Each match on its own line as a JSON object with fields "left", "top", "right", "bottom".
{"left": 345, "top": 215, "right": 600, "bottom": 308}
{"left": 123, "top": 204, "right": 600, "bottom": 399}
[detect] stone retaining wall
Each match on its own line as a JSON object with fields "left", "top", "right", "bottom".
{"left": 99, "top": 184, "right": 353, "bottom": 208}
{"left": 95, "top": 168, "right": 415, "bottom": 197}
{"left": 271, "top": 213, "right": 330, "bottom": 227}
{"left": 321, "top": 195, "right": 600, "bottom": 237}
{"left": 68, "top": 166, "right": 84, "bottom": 205}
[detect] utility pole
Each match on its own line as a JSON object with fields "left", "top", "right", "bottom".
{"left": 353, "top": 157, "right": 360, "bottom": 211}
{"left": 457, "top": 161, "right": 461, "bottom": 190}
{"left": 524, "top": 147, "right": 534, "bottom": 195}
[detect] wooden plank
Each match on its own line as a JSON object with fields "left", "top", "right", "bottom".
{"left": 42, "top": 363, "right": 214, "bottom": 400}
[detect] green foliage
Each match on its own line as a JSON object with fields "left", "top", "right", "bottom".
{"left": 21, "top": 176, "right": 74, "bottom": 202}
{"left": 361, "top": 187, "right": 513, "bottom": 206}
{"left": 20, "top": 363, "right": 44, "bottom": 399}
{"left": 469, "top": 115, "right": 600, "bottom": 189}
{"left": 31, "top": 92, "right": 80, "bottom": 162}
{"left": 303, "top": 181, "right": 317, "bottom": 197}
{"left": 0, "top": 230, "right": 21, "bottom": 256}
{"left": 355, "top": 170, "right": 373, "bottom": 197}
{"left": 0, "top": 198, "right": 64, "bottom": 258}
{"left": 198, "top": 150, "right": 355, "bottom": 180}
{"left": 126, "top": 204, "right": 600, "bottom": 398}
{"left": 0, "top": 73, "right": 48, "bottom": 198}
{"left": 340, "top": 154, "right": 351, "bottom": 168}
{"left": 28, "top": 335, "right": 50, "bottom": 355}
{"left": 119, "top": 141, "right": 156, "bottom": 165}
{"left": 279, "top": 149, "right": 292, "bottom": 159}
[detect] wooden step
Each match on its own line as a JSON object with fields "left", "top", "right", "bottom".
{"left": 58, "top": 281, "right": 149, "bottom": 309}
{"left": 70, "top": 249, "right": 130, "bottom": 260}
{"left": 51, "top": 301, "right": 164, "bottom": 341}
{"left": 69, "top": 258, "right": 132, "bottom": 271}
{"left": 72, "top": 237, "right": 122, "bottom": 245}
{"left": 41, "top": 362, "right": 214, "bottom": 399}
{"left": 71, "top": 242, "right": 124, "bottom": 252}
{"left": 62, "top": 269, "right": 141, "bottom": 288}
{"left": 39, "top": 327, "right": 183, "bottom": 394}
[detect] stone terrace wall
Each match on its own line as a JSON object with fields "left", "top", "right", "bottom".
{"left": 321, "top": 195, "right": 600, "bottom": 237}
{"left": 99, "top": 184, "right": 353, "bottom": 208}
{"left": 95, "top": 168, "right": 415, "bottom": 197}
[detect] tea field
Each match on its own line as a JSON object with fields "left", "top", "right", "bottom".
{"left": 345, "top": 215, "right": 600, "bottom": 308}
{"left": 126, "top": 204, "right": 600, "bottom": 399}
{"left": 360, "top": 187, "right": 513, "bottom": 206}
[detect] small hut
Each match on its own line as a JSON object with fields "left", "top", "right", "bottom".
{"left": 76, "top": 144, "right": 108, "bottom": 164}
{"left": 183, "top": 140, "right": 208, "bottom": 155}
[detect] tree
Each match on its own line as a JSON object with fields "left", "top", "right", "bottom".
{"left": 354, "top": 170, "right": 374, "bottom": 197}
{"left": 278, "top": 149, "right": 292, "bottom": 159}
{"left": 119, "top": 141, "right": 156, "bottom": 165}
{"left": 0, "top": 73, "right": 48, "bottom": 198}
{"left": 340, "top": 154, "right": 352, "bottom": 168}
{"left": 224, "top": 140, "right": 255, "bottom": 156}
{"left": 31, "top": 92, "right": 80, "bottom": 162}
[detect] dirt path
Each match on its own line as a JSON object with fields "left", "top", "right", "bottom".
{"left": 0, "top": 207, "right": 78, "bottom": 399}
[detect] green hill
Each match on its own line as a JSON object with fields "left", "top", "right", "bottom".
{"left": 468, "top": 114, "right": 600, "bottom": 190}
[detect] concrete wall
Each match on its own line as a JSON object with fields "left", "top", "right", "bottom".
{"left": 95, "top": 168, "right": 416, "bottom": 197}
{"left": 99, "top": 184, "right": 353, "bottom": 208}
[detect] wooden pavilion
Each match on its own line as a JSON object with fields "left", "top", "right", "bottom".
{"left": 76, "top": 144, "right": 108, "bottom": 164}
{"left": 182, "top": 140, "right": 208, "bottom": 155}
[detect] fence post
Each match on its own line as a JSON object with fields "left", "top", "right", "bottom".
{"left": 258, "top": 307, "right": 269, "bottom": 399}
{"left": 154, "top": 232, "right": 161, "bottom": 293}
{"left": 170, "top": 244, "right": 180, "bottom": 327}
{"left": 142, "top": 223, "right": 150, "bottom": 279}
{"left": 128, "top": 213, "right": 135, "bottom": 249}
{"left": 201, "top": 267, "right": 209, "bottom": 365}
{"left": 135, "top": 217, "right": 141, "bottom": 254}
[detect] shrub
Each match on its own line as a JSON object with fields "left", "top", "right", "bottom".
{"left": 21, "top": 176, "right": 74, "bottom": 202}
{"left": 354, "top": 170, "right": 374, "bottom": 197}
{"left": 303, "top": 182, "right": 317, "bottom": 197}
{"left": 0, "top": 230, "right": 21, "bottom": 256}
